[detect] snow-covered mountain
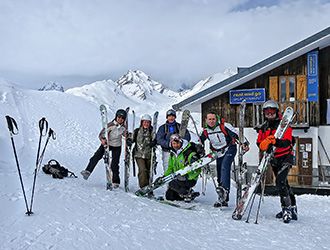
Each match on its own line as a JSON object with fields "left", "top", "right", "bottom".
{"left": 1, "top": 78, "right": 330, "bottom": 249}
{"left": 117, "top": 70, "right": 180, "bottom": 100}
{"left": 38, "top": 82, "right": 65, "bottom": 92}
{"left": 182, "top": 68, "right": 236, "bottom": 99}
{"left": 66, "top": 70, "right": 182, "bottom": 123}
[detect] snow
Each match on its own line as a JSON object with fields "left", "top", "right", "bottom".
{"left": 1, "top": 79, "right": 330, "bottom": 250}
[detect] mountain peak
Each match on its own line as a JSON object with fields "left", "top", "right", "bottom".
{"left": 39, "top": 82, "right": 65, "bottom": 92}
{"left": 116, "top": 70, "right": 176, "bottom": 100}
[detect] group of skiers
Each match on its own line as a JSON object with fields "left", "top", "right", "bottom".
{"left": 80, "top": 99, "right": 298, "bottom": 223}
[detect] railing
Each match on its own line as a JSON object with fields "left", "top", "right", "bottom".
{"left": 253, "top": 100, "right": 310, "bottom": 128}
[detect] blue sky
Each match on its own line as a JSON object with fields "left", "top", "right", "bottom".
{"left": 0, "top": 0, "right": 330, "bottom": 90}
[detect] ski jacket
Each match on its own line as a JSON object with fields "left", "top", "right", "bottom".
{"left": 156, "top": 121, "right": 191, "bottom": 151}
{"left": 99, "top": 120, "right": 126, "bottom": 147}
{"left": 132, "top": 126, "right": 154, "bottom": 159}
{"left": 200, "top": 122, "right": 238, "bottom": 157}
{"left": 164, "top": 140, "right": 201, "bottom": 181}
{"left": 256, "top": 119, "right": 293, "bottom": 158}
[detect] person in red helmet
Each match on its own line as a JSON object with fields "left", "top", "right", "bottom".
{"left": 81, "top": 109, "right": 127, "bottom": 188}
{"left": 257, "top": 100, "right": 297, "bottom": 223}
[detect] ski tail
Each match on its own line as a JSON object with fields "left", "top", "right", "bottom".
{"left": 179, "top": 110, "right": 190, "bottom": 138}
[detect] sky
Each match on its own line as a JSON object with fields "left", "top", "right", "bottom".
{"left": 0, "top": 0, "right": 330, "bottom": 90}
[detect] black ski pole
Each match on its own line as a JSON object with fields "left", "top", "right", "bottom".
{"left": 36, "top": 128, "right": 56, "bottom": 172}
{"left": 5, "top": 115, "right": 31, "bottom": 215}
{"left": 29, "top": 117, "right": 48, "bottom": 214}
{"left": 254, "top": 175, "right": 266, "bottom": 224}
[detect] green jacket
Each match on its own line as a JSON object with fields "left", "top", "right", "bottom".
{"left": 164, "top": 141, "right": 201, "bottom": 181}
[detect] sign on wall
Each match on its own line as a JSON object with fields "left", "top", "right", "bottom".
{"left": 307, "top": 51, "right": 319, "bottom": 102}
{"left": 229, "top": 88, "right": 266, "bottom": 104}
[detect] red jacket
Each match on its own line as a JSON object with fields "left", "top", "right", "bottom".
{"left": 257, "top": 120, "right": 293, "bottom": 158}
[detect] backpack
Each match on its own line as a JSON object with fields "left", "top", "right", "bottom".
{"left": 42, "top": 159, "right": 77, "bottom": 179}
{"left": 203, "top": 117, "right": 228, "bottom": 138}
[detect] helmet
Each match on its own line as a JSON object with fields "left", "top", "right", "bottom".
{"left": 166, "top": 109, "right": 176, "bottom": 117}
{"left": 115, "top": 109, "right": 127, "bottom": 119}
{"left": 262, "top": 100, "right": 279, "bottom": 120}
{"left": 170, "top": 133, "right": 182, "bottom": 144}
{"left": 141, "top": 114, "right": 152, "bottom": 122}
{"left": 262, "top": 100, "right": 279, "bottom": 110}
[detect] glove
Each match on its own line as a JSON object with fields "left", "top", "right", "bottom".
{"left": 195, "top": 144, "right": 205, "bottom": 157}
{"left": 176, "top": 174, "right": 187, "bottom": 182}
{"left": 259, "top": 135, "right": 276, "bottom": 151}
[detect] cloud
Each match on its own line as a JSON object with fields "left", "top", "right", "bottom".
{"left": 0, "top": 0, "right": 329, "bottom": 89}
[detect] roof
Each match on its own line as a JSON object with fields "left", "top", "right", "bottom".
{"left": 173, "top": 26, "right": 330, "bottom": 112}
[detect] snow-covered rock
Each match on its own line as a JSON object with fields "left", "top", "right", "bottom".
{"left": 38, "top": 82, "right": 65, "bottom": 92}
{"left": 117, "top": 70, "right": 180, "bottom": 100}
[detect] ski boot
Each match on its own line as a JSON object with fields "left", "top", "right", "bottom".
{"left": 214, "top": 186, "right": 228, "bottom": 207}
{"left": 80, "top": 170, "right": 91, "bottom": 180}
{"left": 276, "top": 205, "right": 298, "bottom": 220}
{"left": 282, "top": 207, "right": 292, "bottom": 223}
{"left": 113, "top": 183, "right": 120, "bottom": 189}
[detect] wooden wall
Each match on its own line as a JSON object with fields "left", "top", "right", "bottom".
{"left": 201, "top": 46, "right": 330, "bottom": 127}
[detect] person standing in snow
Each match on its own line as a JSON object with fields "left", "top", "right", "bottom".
{"left": 80, "top": 109, "right": 127, "bottom": 188}
{"left": 156, "top": 109, "right": 191, "bottom": 173}
{"left": 161, "top": 134, "right": 204, "bottom": 202}
{"left": 257, "top": 100, "right": 297, "bottom": 223}
{"left": 129, "top": 114, "right": 157, "bottom": 190}
{"left": 200, "top": 111, "right": 249, "bottom": 207}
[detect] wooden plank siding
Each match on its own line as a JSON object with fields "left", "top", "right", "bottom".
{"left": 201, "top": 46, "right": 330, "bottom": 127}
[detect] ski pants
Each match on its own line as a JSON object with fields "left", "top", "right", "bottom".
{"left": 216, "top": 144, "right": 237, "bottom": 193}
{"left": 85, "top": 144, "right": 122, "bottom": 184}
{"left": 271, "top": 154, "right": 296, "bottom": 207}
{"left": 165, "top": 178, "right": 197, "bottom": 201}
{"left": 135, "top": 157, "right": 151, "bottom": 188}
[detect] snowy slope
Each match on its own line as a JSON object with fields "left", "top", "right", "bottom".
{"left": 1, "top": 80, "right": 330, "bottom": 250}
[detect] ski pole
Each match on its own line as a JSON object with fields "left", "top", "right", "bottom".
{"left": 245, "top": 188, "right": 258, "bottom": 223}
{"left": 29, "top": 117, "right": 48, "bottom": 214}
{"left": 37, "top": 128, "right": 56, "bottom": 172}
{"left": 5, "top": 115, "right": 31, "bottom": 215}
{"left": 254, "top": 175, "right": 266, "bottom": 224}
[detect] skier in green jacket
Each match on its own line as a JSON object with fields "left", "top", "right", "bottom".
{"left": 164, "top": 134, "right": 205, "bottom": 202}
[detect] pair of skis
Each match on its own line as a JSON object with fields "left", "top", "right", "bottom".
{"left": 232, "top": 106, "right": 295, "bottom": 221}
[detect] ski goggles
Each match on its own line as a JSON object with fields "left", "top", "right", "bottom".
{"left": 263, "top": 108, "right": 277, "bottom": 116}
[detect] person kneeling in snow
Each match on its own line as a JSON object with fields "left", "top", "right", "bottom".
{"left": 163, "top": 134, "right": 204, "bottom": 202}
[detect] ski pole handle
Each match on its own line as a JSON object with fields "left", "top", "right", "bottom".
{"left": 48, "top": 128, "right": 56, "bottom": 140}
{"left": 5, "top": 115, "right": 19, "bottom": 135}
{"left": 39, "top": 117, "right": 48, "bottom": 136}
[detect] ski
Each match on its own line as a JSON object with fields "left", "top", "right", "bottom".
{"left": 178, "top": 110, "right": 190, "bottom": 138}
{"left": 155, "top": 198, "right": 196, "bottom": 210}
{"left": 232, "top": 106, "right": 295, "bottom": 220}
{"left": 135, "top": 152, "right": 217, "bottom": 197}
{"left": 100, "top": 104, "right": 113, "bottom": 190}
{"left": 124, "top": 107, "right": 131, "bottom": 192}
{"left": 132, "top": 110, "right": 136, "bottom": 177}
{"left": 149, "top": 111, "right": 159, "bottom": 185}
{"left": 235, "top": 100, "right": 247, "bottom": 205}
